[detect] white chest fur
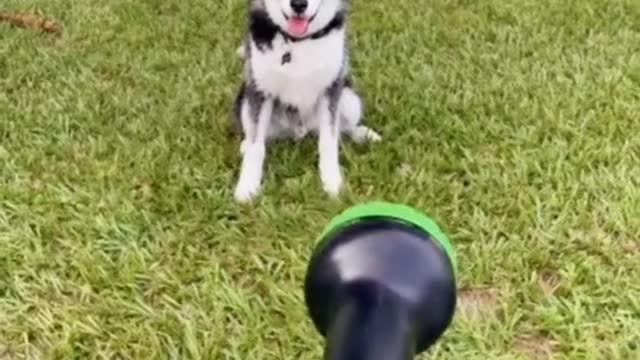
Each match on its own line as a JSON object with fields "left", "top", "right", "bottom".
{"left": 250, "top": 30, "right": 345, "bottom": 115}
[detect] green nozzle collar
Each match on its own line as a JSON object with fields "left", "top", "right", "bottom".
{"left": 319, "top": 202, "right": 457, "bottom": 273}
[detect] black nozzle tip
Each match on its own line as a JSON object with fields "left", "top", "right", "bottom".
{"left": 304, "top": 216, "right": 457, "bottom": 357}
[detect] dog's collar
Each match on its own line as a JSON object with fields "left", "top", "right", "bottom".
{"left": 280, "top": 11, "right": 345, "bottom": 43}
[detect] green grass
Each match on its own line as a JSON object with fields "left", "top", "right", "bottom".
{"left": 1, "top": 0, "right": 640, "bottom": 358}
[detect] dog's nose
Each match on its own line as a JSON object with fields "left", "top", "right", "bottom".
{"left": 290, "top": 0, "right": 308, "bottom": 15}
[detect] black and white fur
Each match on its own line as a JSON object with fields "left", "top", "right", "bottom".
{"left": 232, "top": 0, "right": 380, "bottom": 202}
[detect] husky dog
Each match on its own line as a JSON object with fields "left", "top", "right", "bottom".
{"left": 232, "top": 0, "right": 381, "bottom": 203}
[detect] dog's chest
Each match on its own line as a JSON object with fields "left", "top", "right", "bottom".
{"left": 250, "top": 32, "right": 345, "bottom": 112}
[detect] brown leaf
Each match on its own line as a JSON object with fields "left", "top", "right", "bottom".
{"left": 0, "top": 11, "right": 62, "bottom": 35}
{"left": 134, "top": 177, "right": 154, "bottom": 201}
{"left": 515, "top": 334, "right": 559, "bottom": 360}
{"left": 621, "top": 240, "right": 639, "bottom": 254}
{"left": 458, "top": 287, "right": 500, "bottom": 321}
{"left": 538, "top": 270, "right": 561, "bottom": 298}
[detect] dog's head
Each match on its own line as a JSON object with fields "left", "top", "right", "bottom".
{"left": 257, "top": 0, "right": 347, "bottom": 39}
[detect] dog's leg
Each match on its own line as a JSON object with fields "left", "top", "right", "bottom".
{"left": 234, "top": 96, "right": 274, "bottom": 203}
{"left": 239, "top": 99, "right": 254, "bottom": 155}
{"left": 318, "top": 96, "right": 343, "bottom": 197}
{"left": 339, "top": 87, "right": 381, "bottom": 143}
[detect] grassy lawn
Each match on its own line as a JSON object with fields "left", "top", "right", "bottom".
{"left": 2, "top": 0, "right": 640, "bottom": 358}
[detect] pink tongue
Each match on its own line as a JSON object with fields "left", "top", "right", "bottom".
{"left": 288, "top": 18, "right": 310, "bottom": 37}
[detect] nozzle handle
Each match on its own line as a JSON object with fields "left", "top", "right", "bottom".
{"left": 324, "top": 281, "right": 414, "bottom": 360}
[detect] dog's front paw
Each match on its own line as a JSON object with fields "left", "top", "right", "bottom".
{"left": 320, "top": 165, "right": 343, "bottom": 197}
{"left": 234, "top": 144, "right": 265, "bottom": 203}
{"left": 234, "top": 176, "right": 261, "bottom": 203}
